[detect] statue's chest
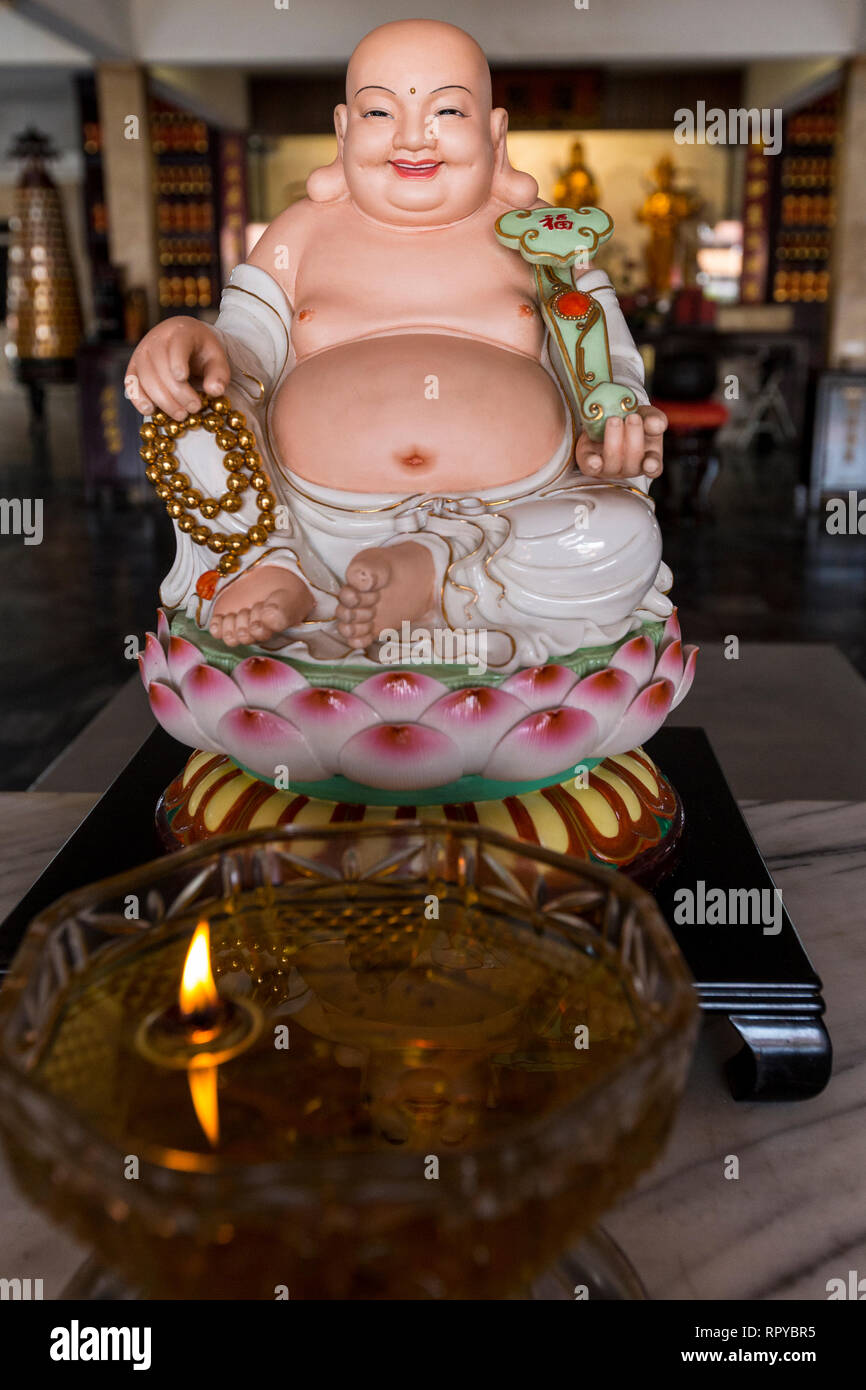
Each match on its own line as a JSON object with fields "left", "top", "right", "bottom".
{"left": 290, "top": 219, "right": 545, "bottom": 359}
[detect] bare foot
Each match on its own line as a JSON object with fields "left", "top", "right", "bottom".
{"left": 210, "top": 565, "right": 313, "bottom": 648}
{"left": 337, "top": 542, "right": 435, "bottom": 647}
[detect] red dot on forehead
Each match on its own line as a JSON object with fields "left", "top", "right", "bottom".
{"left": 409, "top": 87, "right": 416, "bottom": 94}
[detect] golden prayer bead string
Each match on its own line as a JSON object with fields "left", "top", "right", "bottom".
{"left": 140, "top": 393, "right": 277, "bottom": 577}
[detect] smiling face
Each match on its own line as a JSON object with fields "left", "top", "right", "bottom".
{"left": 334, "top": 20, "right": 505, "bottom": 228}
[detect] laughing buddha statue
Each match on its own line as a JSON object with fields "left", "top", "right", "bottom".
{"left": 131, "top": 19, "right": 696, "bottom": 854}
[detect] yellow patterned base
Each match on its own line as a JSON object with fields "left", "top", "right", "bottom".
{"left": 157, "top": 746, "right": 683, "bottom": 881}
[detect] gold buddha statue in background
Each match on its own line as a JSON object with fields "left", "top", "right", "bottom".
{"left": 552, "top": 139, "right": 600, "bottom": 209}
{"left": 636, "top": 155, "right": 701, "bottom": 295}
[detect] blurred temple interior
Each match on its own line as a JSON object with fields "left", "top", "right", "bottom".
{"left": 0, "top": 0, "right": 865, "bottom": 792}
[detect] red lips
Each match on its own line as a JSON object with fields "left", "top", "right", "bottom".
{"left": 389, "top": 160, "right": 442, "bottom": 179}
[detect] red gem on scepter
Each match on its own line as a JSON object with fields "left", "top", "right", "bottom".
{"left": 553, "top": 290, "right": 593, "bottom": 319}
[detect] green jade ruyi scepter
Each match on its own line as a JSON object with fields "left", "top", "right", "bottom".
{"left": 495, "top": 205, "right": 639, "bottom": 442}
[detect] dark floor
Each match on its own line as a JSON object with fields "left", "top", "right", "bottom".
{"left": 661, "top": 447, "right": 866, "bottom": 677}
{"left": 0, "top": 489, "right": 174, "bottom": 789}
{"left": 1, "top": 385, "right": 864, "bottom": 790}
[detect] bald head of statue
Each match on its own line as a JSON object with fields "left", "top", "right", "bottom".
{"left": 306, "top": 19, "right": 538, "bottom": 226}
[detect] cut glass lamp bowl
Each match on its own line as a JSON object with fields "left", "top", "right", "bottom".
{"left": 0, "top": 823, "right": 697, "bottom": 1300}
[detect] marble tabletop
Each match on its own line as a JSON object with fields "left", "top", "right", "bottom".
{"left": 0, "top": 791, "right": 863, "bottom": 1300}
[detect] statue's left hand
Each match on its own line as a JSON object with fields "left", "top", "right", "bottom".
{"left": 575, "top": 405, "right": 667, "bottom": 480}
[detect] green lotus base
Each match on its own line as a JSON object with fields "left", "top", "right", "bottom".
{"left": 169, "top": 612, "right": 666, "bottom": 691}
{"left": 231, "top": 757, "right": 605, "bottom": 807}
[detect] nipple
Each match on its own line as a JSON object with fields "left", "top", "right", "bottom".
{"left": 518, "top": 303, "right": 535, "bottom": 317}
{"left": 297, "top": 308, "right": 315, "bottom": 322}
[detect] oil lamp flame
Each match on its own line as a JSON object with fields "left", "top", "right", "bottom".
{"left": 179, "top": 924, "right": 222, "bottom": 1146}
{"left": 136, "top": 918, "right": 261, "bottom": 1152}
{"left": 188, "top": 1066, "right": 220, "bottom": 1148}
{"left": 180, "top": 921, "right": 219, "bottom": 1022}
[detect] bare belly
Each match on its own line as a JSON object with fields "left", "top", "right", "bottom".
{"left": 271, "top": 334, "right": 567, "bottom": 493}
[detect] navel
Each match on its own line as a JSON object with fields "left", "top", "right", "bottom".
{"left": 398, "top": 450, "right": 431, "bottom": 469}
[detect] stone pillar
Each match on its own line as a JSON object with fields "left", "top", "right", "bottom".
{"left": 829, "top": 59, "right": 866, "bottom": 369}
{"left": 96, "top": 63, "right": 159, "bottom": 323}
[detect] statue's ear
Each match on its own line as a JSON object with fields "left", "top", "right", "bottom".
{"left": 489, "top": 107, "right": 538, "bottom": 207}
{"left": 334, "top": 103, "right": 348, "bottom": 153}
{"left": 306, "top": 104, "right": 350, "bottom": 202}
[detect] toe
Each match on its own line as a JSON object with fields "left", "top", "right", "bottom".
{"left": 234, "top": 608, "right": 251, "bottom": 644}
{"left": 345, "top": 567, "right": 376, "bottom": 594}
{"left": 248, "top": 602, "right": 268, "bottom": 641}
{"left": 338, "top": 602, "right": 374, "bottom": 624}
{"left": 221, "top": 614, "right": 237, "bottom": 647}
{"left": 261, "top": 601, "right": 289, "bottom": 634}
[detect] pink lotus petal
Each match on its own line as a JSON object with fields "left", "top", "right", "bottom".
{"left": 167, "top": 635, "right": 204, "bottom": 686}
{"left": 660, "top": 608, "right": 681, "bottom": 651}
{"left": 672, "top": 645, "right": 699, "bottom": 709}
{"left": 277, "top": 687, "right": 380, "bottom": 772}
{"left": 652, "top": 637, "right": 685, "bottom": 688}
{"left": 483, "top": 707, "right": 599, "bottom": 783}
{"left": 180, "top": 664, "right": 244, "bottom": 743}
{"left": 148, "top": 681, "right": 215, "bottom": 751}
{"left": 500, "top": 664, "right": 575, "bottom": 710}
{"left": 339, "top": 724, "right": 462, "bottom": 791}
{"left": 353, "top": 670, "right": 448, "bottom": 720}
{"left": 216, "top": 707, "right": 328, "bottom": 783}
{"left": 139, "top": 631, "right": 168, "bottom": 687}
{"left": 424, "top": 687, "right": 528, "bottom": 774}
{"left": 156, "top": 608, "right": 170, "bottom": 648}
{"left": 595, "top": 678, "right": 675, "bottom": 757}
{"left": 233, "top": 655, "right": 308, "bottom": 709}
{"left": 609, "top": 634, "right": 657, "bottom": 688}
{"left": 565, "top": 667, "right": 638, "bottom": 743}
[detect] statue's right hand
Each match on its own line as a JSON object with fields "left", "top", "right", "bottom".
{"left": 124, "top": 318, "right": 230, "bottom": 421}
